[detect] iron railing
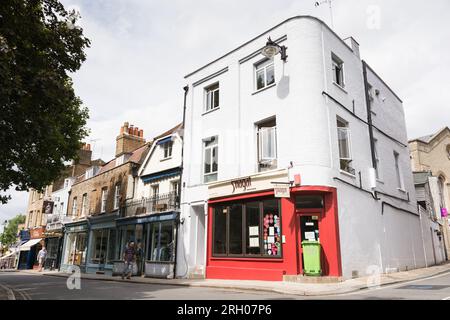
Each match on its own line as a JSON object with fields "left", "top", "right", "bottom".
{"left": 122, "top": 192, "right": 180, "bottom": 218}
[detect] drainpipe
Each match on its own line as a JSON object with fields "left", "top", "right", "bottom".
{"left": 175, "top": 85, "right": 189, "bottom": 278}
{"left": 362, "top": 60, "right": 377, "bottom": 171}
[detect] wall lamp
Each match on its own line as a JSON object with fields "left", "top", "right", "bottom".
{"left": 261, "top": 37, "right": 288, "bottom": 62}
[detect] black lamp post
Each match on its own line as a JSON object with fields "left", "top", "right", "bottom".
{"left": 261, "top": 37, "right": 288, "bottom": 62}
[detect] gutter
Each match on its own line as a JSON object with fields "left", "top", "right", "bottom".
{"left": 362, "top": 60, "right": 377, "bottom": 171}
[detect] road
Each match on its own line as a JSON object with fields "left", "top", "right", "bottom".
{"left": 1, "top": 271, "right": 450, "bottom": 300}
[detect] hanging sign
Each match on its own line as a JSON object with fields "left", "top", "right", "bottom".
{"left": 274, "top": 183, "right": 290, "bottom": 198}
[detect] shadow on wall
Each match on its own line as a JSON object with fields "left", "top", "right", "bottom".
{"left": 277, "top": 75, "right": 290, "bottom": 99}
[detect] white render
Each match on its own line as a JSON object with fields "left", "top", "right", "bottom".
{"left": 48, "top": 177, "right": 75, "bottom": 229}
{"left": 180, "top": 16, "right": 427, "bottom": 279}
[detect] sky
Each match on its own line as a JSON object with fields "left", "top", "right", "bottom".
{"left": 1, "top": 0, "right": 449, "bottom": 230}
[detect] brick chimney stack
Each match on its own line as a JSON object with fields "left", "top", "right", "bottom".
{"left": 115, "top": 122, "right": 146, "bottom": 157}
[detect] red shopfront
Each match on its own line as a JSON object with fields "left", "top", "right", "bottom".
{"left": 206, "top": 185, "right": 342, "bottom": 281}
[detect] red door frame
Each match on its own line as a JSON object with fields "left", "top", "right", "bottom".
{"left": 295, "top": 209, "right": 323, "bottom": 275}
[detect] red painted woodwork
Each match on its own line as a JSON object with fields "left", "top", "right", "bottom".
{"left": 206, "top": 186, "right": 342, "bottom": 281}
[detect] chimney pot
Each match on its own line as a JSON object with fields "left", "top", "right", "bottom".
{"left": 139, "top": 129, "right": 144, "bottom": 138}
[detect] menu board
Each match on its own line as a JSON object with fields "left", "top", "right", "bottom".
{"left": 263, "top": 213, "right": 281, "bottom": 256}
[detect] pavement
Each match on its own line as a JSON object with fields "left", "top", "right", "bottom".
{"left": 28, "top": 261, "right": 450, "bottom": 296}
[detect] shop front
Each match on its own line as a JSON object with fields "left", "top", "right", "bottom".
{"left": 17, "top": 227, "right": 45, "bottom": 270}
{"left": 60, "top": 220, "right": 88, "bottom": 272}
{"left": 115, "top": 211, "right": 178, "bottom": 278}
{"left": 44, "top": 212, "right": 65, "bottom": 270}
{"left": 206, "top": 169, "right": 342, "bottom": 281}
{"left": 86, "top": 213, "right": 119, "bottom": 275}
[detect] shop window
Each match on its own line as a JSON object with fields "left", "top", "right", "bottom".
{"left": 212, "top": 199, "right": 282, "bottom": 258}
{"left": 63, "top": 232, "right": 87, "bottom": 266}
{"left": 213, "top": 206, "right": 227, "bottom": 255}
{"left": 229, "top": 204, "right": 243, "bottom": 254}
{"left": 148, "top": 221, "right": 175, "bottom": 262}
{"left": 90, "top": 229, "right": 108, "bottom": 264}
{"left": 245, "top": 202, "right": 261, "bottom": 255}
{"left": 295, "top": 195, "right": 324, "bottom": 209}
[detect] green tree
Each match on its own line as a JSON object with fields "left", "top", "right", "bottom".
{"left": 0, "top": 214, "right": 26, "bottom": 249}
{"left": 0, "top": 0, "right": 90, "bottom": 203}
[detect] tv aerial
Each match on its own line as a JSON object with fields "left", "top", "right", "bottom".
{"left": 314, "top": 0, "right": 334, "bottom": 29}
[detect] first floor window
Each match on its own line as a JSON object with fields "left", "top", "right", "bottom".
{"left": 71, "top": 198, "right": 77, "bottom": 216}
{"left": 81, "top": 194, "right": 88, "bottom": 216}
{"left": 114, "top": 184, "right": 120, "bottom": 210}
{"left": 101, "top": 188, "right": 108, "bottom": 213}
{"left": 203, "top": 136, "right": 218, "bottom": 183}
{"left": 212, "top": 199, "right": 282, "bottom": 257}
{"left": 257, "top": 118, "right": 277, "bottom": 172}
{"left": 337, "top": 117, "right": 354, "bottom": 175}
{"left": 374, "top": 139, "right": 380, "bottom": 179}
{"left": 394, "top": 151, "right": 404, "bottom": 190}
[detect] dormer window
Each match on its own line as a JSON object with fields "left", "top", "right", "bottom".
{"left": 162, "top": 141, "right": 173, "bottom": 159}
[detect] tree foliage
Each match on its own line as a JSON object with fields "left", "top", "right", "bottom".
{"left": 0, "top": 0, "right": 90, "bottom": 203}
{"left": 0, "top": 214, "right": 26, "bottom": 248}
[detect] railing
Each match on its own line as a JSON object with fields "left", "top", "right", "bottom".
{"left": 122, "top": 192, "right": 180, "bottom": 218}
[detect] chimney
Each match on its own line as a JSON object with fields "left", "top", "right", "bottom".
{"left": 343, "top": 36, "right": 360, "bottom": 59}
{"left": 115, "top": 122, "right": 146, "bottom": 157}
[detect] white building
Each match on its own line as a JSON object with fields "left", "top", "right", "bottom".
{"left": 179, "top": 15, "right": 426, "bottom": 281}
{"left": 123, "top": 123, "right": 183, "bottom": 278}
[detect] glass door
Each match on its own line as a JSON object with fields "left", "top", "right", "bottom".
{"left": 298, "top": 214, "right": 320, "bottom": 274}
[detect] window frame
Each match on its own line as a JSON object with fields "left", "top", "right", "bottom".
{"left": 332, "top": 53, "right": 345, "bottom": 88}
{"left": 113, "top": 184, "right": 120, "bottom": 210}
{"left": 162, "top": 141, "right": 173, "bottom": 159}
{"left": 72, "top": 197, "right": 77, "bottom": 216}
{"left": 81, "top": 193, "right": 88, "bottom": 217}
{"left": 203, "top": 136, "right": 219, "bottom": 183}
{"left": 100, "top": 188, "right": 108, "bottom": 213}
{"left": 393, "top": 151, "right": 405, "bottom": 191}
{"left": 204, "top": 82, "right": 220, "bottom": 112}
{"left": 337, "top": 117, "right": 355, "bottom": 175}
{"left": 373, "top": 138, "right": 381, "bottom": 180}
{"left": 254, "top": 59, "right": 275, "bottom": 91}
{"left": 211, "top": 198, "right": 283, "bottom": 259}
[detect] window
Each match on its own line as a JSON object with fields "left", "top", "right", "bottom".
{"left": 255, "top": 59, "right": 275, "bottom": 90}
{"left": 205, "top": 83, "right": 220, "bottom": 112}
{"left": 71, "top": 197, "right": 77, "bottom": 216}
{"left": 257, "top": 118, "right": 277, "bottom": 172}
{"left": 113, "top": 184, "right": 120, "bottom": 210}
{"left": 151, "top": 184, "right": 159, "bottom": 197}
{"left": 101, "top": 188, "right": 108, "bottom": 213}
{"left": 332, "top": 53, "right": 345, "bottom": 88}
{"left": 438, "top": 176, "right": 447, "bottom": 209}
{"left": 447, "top": 145, "right": 450, "bottom": 160}
{"left": 374, "top": 139, "right": 380, "bottom": 179}
{"left": 212, "top": 199, "right": 282, "bottom": 258}
{"left": 149, "top": 221, "right": 175, "bottom": 262}
{"left": 337, "top": 118, "right": 354, "bottom": 175}
{"left": 394, "top": 151, "right": 404, "bottom": 190}
{"left": 203, "top": 136, "right": 218, "bottom": 183}
{"left": 162, "top": 141, "right": 173, "bottom": 159}
{"left": 81, "top": 193, "right": 88, "bottom": 217}
{"left": 295, "top": 195, "right": 324, "bottom": 209}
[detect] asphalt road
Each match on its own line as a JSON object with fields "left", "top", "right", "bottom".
{"left": 1, "top": 271, "right": 450, "bottom": 300}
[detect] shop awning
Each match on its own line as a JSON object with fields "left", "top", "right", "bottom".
{"left": 156, "top": 136, "right": 172, "bottom": 145}
{"left": 141, "top": 167, "right": 181, "bottom": 184}
{"left": 19, "top": 238, "right": 42, "bottom": 251}
{"left": 0, "top": 251, "right": 17, "bottom": 260}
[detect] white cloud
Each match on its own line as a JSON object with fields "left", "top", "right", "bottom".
{"left": 3, "top": 0, "right": 449, "bottom": 220}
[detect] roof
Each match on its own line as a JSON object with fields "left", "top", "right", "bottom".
{"left": 98, "top": 142, "right": 150, "bottom": 175}
{"left": 153, "top": 123, "right": 183, "bottom": 141}
{"left": 409, "top": 127, "right": 450, "bottom": 144}
{"left": 413, "top": 171, "right": 432, "bottom": 185}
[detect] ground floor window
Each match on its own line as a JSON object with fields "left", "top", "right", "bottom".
{"left": 118, "top": 224, "right": 145, "bottom": 256}
{"left": 88, "top": 228, "right": 118, "bottom": 265}
{"left": 147, "top": 221, "right": 175, "bottom": 262}
{"left": 212, "top": 198, "right": 282, "bottom": 258}
{"left": 63, "top": 232, "right": 87, "bottom": 266}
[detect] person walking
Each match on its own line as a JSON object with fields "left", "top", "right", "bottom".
{"left": 37, "top": 246, "right": 47, "bottom": 272}
{"left": 121, "top": 241, "right": 136, "bottom": 280}
{"left": 136, "top": 241, "right": 143, "bottom": 277}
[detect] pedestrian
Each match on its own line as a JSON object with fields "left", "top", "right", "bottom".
{"left": 37, "top": 246, "right": 47, "bottom": 272}
{"left": 121, "top": 241, "right": 136, "bottom": 280}
{"left": 136, "top": 241, "right": 143, "bottom": 276}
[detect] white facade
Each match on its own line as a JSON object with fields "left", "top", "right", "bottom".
{"left": 48, "top": 177, "right": 75, "bottom": 229}
{"left": 180, "top": 16, "right": 426, "bottom": 279}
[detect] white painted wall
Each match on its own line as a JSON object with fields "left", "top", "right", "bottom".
{"left": 180, "top": 16, "right": 424, "bottom": 279}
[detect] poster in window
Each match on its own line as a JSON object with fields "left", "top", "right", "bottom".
{"left": 249, "top": 226, "right": 259, "bottom": 236}
{"left": 263, "top": 212, "right": 281, "bottom": 256}
{"left": 249, "top": 237, "right": 259, "bottom": 248}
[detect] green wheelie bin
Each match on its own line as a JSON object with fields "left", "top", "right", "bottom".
{"left": 302, "top": 240, "right": 322, "bottom": 276}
